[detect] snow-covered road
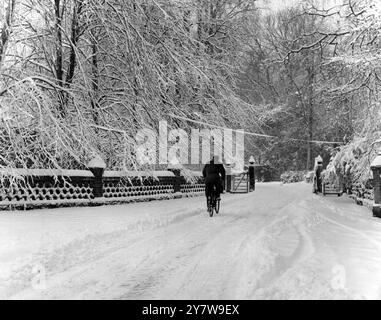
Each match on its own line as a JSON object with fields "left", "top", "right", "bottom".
{"left": 2, "top": 182, "right": 381, "bottom": 299}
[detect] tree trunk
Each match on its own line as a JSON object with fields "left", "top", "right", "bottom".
{"left": 0, "top": 0, "right": 16, "bottom": 68}
{"left": 306, "top": 141, "right": 311, "bottom": 171}
{"left": 54, "top": 0, "right": 65, "bottom": 117}
{"left": 306, "top": 62, "right": 314, "bottom": 171}
{"left": 63, "top": 0, "right": 85, "bottom": 110}
{"left": 91, "top": 36, "right": 99, "bottom": 125}
{"left": 65, "top": 0, "right": 84, "bottom": 87}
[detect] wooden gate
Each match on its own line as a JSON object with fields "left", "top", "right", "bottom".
{"left": 231, "top": 172, "right": 249, "bottom": 193}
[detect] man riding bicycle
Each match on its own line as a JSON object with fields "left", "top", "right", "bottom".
{"left": 202, "top": 155, "right": 226, "bottom": 206}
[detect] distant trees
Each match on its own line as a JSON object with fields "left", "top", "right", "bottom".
{"left": 237, "top": 0, "right": 380, "bottom": 182}
{"left": 239, "top": 6, "right": 335, "bottom": 171}
{"left": 237, "top": 0, "right": 380, "bottom": 174}
{"left": 309, "top": 0, "right": 381, "bottom": 182}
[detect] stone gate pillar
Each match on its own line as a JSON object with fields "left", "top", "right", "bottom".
{"left": 167, "top": 164, "right": 182, "bottom": 193}
{"left": 87, "top": 155, "right": 106, "bottom": 198}
{"left": 248, "top": 156, "right": 255, "bottom": 191}
{"left": 225, "top": 163, "right": 233, "bottom": 193}
{"left": 371, "top": 150, "right": 381, "bottom": 218}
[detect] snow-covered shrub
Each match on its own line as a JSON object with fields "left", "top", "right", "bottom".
{"left": 280, "top": 170, "right": 308, "bottom": 183}
{"left": 305, "top": 171, "right": 314, "bottom": 183}
{"left": 323, "top": 129, "right": 380, "bottom": 197}
{"left": 179, "top": 167, "right": 203, "bottom": 184}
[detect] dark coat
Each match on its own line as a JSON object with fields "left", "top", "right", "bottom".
{"left": 202, "top": 162, "right": 226, "bottom": 184}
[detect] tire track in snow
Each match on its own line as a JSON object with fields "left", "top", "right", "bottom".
{"left": 303, "top": 198, "right": 381, "bottom": 258}
{"left": 225, "top": 199, "right": 316, "bottom": 299}
{"left": 119, "top": 187, "right": 299, "bottom": 299}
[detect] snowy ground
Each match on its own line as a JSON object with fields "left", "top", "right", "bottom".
{"left": 1, "top": 182, "right": 381, "bottom": 300}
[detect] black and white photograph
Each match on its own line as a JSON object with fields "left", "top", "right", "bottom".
{"left": 1, "top": 0, "right": 381, "bottom": 304}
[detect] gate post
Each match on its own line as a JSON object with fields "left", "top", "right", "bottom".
{"left": 225, "top": 163, "right": 233, "bottom": 193}
{"left": 87, "top": 155, "right": 106, "bottom": 198}
{"left": 248, "top": 156, "right": 255, "bottom": 191}
{"left": 313, "top": 155, "right": 323, "bottom": 193}
{"left": 371, "top": 150, "right": 381, "bottom": 218}
{"left": 167, "top": 164, "right": 181, "bottom": 193}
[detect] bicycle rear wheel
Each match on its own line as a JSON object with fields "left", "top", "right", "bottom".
{"left": 207, "top": 196, "right": 214, "bottom": 217}
{"left": 209, "top": 200, "right": 214, "bottom": 217}
{"left": 209, "top": 193, "right": 216, "bottom": 217}
{"left": 215, "top": 199, "right": 220, "bottom": 214}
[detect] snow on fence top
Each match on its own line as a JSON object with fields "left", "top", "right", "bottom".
{"left": 103, "top": 170, "right": 175, "bottom": 178}
{"left": 371, "top": 151, "right": 381, "bottom": 169}
{"left": 0, "top": 168, "right": 94, "bottom": 178}
{"left": 0, "top": 168, "right": 201, "bottom": 178}
{"left": 183, "top": 170, "right": 203, "bottom": 177}
{"left": 87, "top": 155, "right": 107, "bottom": 169}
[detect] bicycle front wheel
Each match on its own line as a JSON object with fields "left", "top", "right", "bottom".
{"left": 209, "top": 204, "right": 214, "bottom": 217}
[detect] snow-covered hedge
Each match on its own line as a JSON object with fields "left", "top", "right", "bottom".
{"left": 322, "top": 141, "right": 376, "bottom": 203}
{"left": 280, "top": 170, "right": 308, "bottom": 183}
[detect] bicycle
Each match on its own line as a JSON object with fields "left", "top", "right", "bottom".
{"left": 207, "top": 186, "right": 220, "bottom": 217}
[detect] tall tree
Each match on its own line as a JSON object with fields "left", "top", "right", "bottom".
{"left": 0, "top": 0, "right": 261, "bottom": 173}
